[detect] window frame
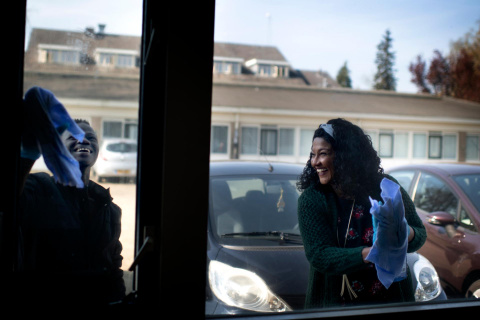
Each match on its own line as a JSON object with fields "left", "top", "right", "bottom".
{"left": 3, "top": 0, "right": 480, "bottom": 317}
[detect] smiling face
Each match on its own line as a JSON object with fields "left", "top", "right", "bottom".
{"left": 310, "top": 137, "right": 335, "bottom": 185}
{"left": 62, "top": 122, "right": 99, "bottom": 169}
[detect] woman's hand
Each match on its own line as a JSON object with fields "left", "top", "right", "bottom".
{"left": 362, "top": 247, "right": 371, "bottom": 263}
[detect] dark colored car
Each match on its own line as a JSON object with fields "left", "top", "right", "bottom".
{"left": 206, "top": 161, "right": 446, "bottom": 315}
{"left": 387, "top": 163, "right": 480, "bottom": 299}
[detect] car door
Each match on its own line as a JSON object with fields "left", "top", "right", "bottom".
{"left": 412, "top": 171, "right": 464, "bottom": 288}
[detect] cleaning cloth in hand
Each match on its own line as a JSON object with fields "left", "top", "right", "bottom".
{"left": 23, "top": 86, "right": 85, "bottom": 188}
{"left": 366, "top": 178, "right": 409, "bottom": 289}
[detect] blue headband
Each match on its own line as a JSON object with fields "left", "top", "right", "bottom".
{"left": 319, "top": 123, "right": 334, "bottom": 139}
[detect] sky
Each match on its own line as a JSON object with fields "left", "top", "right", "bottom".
{"left": 25, "top": 0, "right": 480, "bottom": 93}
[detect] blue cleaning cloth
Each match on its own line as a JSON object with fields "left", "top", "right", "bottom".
{"left": 366, "top": 178, "right": 409, "bottom": 289}
{"left": 23, "top": 86, "right": 85, "bottom": 188}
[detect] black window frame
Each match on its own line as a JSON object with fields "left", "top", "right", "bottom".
{"left": 3, "top": 0, "right": 480, "bottom": 317}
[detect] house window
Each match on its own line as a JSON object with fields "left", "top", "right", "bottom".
{"left": 260, "top": 128, "right": 277, "bottom": 155}
{"left": 300, "top": 128, "right": 315, "bottom": 157}
{"left": 379, "top": 133, "right": 393, "bottom": 158}
{"left": 413, "top": 133, "right": 427, "bottom": 158}
{"left": 211, "top": 125, "right": 228, "bottom": 154}
{"left": 40, "top": 48, "right": 80, "bottom": 65}
{"left": 466, "top": 135, "right": 479, "bottom": 160}
{"left": 213, "top": 60, "right": 241, "bottom": 75}
{"left": 279, "top": 128, "right": 294, "bottom": 155}
{"left": 240, "top": 126, "right": 294, "bottom": 156}
{"left": 429, "top": 135, "right": 442, "bottom": 159}
{"left": 442, "top": 134, "right": 457, "bottom": 160}
{"left": 241, "top": 127, "right": 258, "bottom": 154}
{"left": 103, "top": 119, "right": 138, "bottom": 140}
{"left": 394, "top": 132, "right": 409, "bottom": 158}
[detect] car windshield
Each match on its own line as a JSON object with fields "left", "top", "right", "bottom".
{"left": 209, "top": 175, "right": 302, "bottom": 245}
{"left": 106, "top": 142, "right": 137, "bottom": 153}
{"left": 453, "top": 174, "right": 480, "bottom": 213}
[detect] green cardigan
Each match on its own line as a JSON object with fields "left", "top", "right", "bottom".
{"left": 297, "top": 176, "right": 426, "bottom": 308}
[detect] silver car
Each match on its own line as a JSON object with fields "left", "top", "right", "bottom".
{"left": 93, "top": 138, "right": 137, "bottom": 182}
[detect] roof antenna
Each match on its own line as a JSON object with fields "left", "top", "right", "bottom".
{"left": 259, "top": 147, "right": 273, "bottom": 172}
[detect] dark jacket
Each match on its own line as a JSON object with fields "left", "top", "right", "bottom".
{"left": 18, "top": 172, "right": 126, "bottom": 305}
{"left": 297, "top": 175, "right": 426, "bottom": 308}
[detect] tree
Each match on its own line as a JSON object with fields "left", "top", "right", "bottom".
{"left": 409, "top": 55, "right": 431, "bottom": 93}
{"left": 336, "top": 61, "right": 352, "bottom": 88}
{"left": 373, "top": 29, "right": 397, "bottom": 91}
{"left": 426, "top": 50, "right": 451, "bottom": 96}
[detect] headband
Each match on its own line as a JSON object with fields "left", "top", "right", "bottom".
{"left": 319, "top": 123, "right": 334, "bottom": 139}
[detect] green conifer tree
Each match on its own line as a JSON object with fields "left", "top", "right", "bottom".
{"left": 336, "top": 61, "right": 352, "bottom": 88}
{"left": 373, "top": 29, "right": 397, "bottom": 91}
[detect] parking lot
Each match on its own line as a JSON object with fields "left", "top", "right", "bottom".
{"left": 93, "top": 180, "right": 137, "bottom": 271}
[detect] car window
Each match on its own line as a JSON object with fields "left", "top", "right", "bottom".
{"left": 453, "top": 174, "right": 480, "bottom": 213}
{"left": 388, "top": 170, "right": 416, "bottom": 193}
{"left": 414, "top": 173, "right": 458, "bottom": 217}
{"left": 459, "top": 206, "right": 477, "bottom": 233}
{"left": 106, "top": 143, "right": 137, "bottom": 153}
{"left": 210, "top": 175, "right": 300, "bottom": 239}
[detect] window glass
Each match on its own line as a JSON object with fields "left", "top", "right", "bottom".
{"left": 429, "top": 135, "right": 442, "bottom": 159}
{"left": 413, "top": 133, "right": 427, "bottom": 158}
{"left": 379, "top": 133, "right": 393, "bottom": 157}
{"left": 466, "top": 135, "right": 479, "bottom": 160}
{"left": 23, "top": 0, "right": 142, "bottom": 304}
{"left": 442, "top": 134, "right": 456, "bottom": 159}
{"left": 394, "top": 132, "right": 409, "bottom": 158}
{"left": 300, "top": 129, "right": 314, "bottom": 157}
{"left": 414, "top": 173, "right": 458, "bottom": 216}
{"left": 453, "top": 174, "right": 480, "bottom": 213}
{"left": 211, "top": 125, "right": 229, "bottom": 154}
{"left": 260, "top": 128, "right": 277, "bottom": 155}
{"left": 388, "top": 170, "right": 416, "bottom": 192}
{"left": 279, "top": 128, "right": 294, "bottom": 155}
{"left": 241, "top": 127, "right": 258, "bottom": 154}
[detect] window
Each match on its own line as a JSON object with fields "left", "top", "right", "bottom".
{"left": 442, "top": 134, "right": 457, "bottom": 160}
{"left": 414, "top": 173, "right": 458, "bottom": 216}
{"left": 394, "top": 132, "right": 409, "bottom": 158}
{"left": 241, "top": 127, "right": 258, "bottom": 154}
{"left": 379, "top": 132, "right": 393, "bottom": 158}
{"left": 211, "top": 125, "right": 229, "bottom": 154}
{"left": 279, "top": 128, "right": 294, "bottom": 155}
{"left": 466, "top": 135, "right": 479, "bottom": 161}
{"left": 429, "top": 135, "right": 442, "bottom": 159}
{"left": 260, "top": 127, "right": 277, "bottom": 155}
{"left": 6, "top": 0, "right": 479, "bottom": 317}
{"left": 300, "top": 129, "right": 315, "bottom": 157}
{"left": 389, "top": 170, "right": 416, "bottom": 192}
{"left": 240, "top": 126, "right": 294, "bottom": 156}
{"left": 413, "top": 133, "right": 427, "bottom": 158}
{"left": 103, "top": 120, "right": 138, "bottom": 139}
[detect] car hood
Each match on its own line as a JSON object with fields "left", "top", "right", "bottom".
{"left": 210, "top": 244, "right": 309, "bottom": 309}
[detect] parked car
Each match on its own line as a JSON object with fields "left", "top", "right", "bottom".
{"left": 93, "top": 138, "right": 137, "bottom": 182}
{"left": 206, "top": 161, "right": 446, "bottom": 315}
{"left": 387, "top": 163, "right": 480, "bottom": 299}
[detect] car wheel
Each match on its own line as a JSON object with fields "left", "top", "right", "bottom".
{"left": 465, "top": 279, "right": 480, "bottom": 299}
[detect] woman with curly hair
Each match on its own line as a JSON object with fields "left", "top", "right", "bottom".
{"left": 297, "top": 118, "right": 426, "bottom": 308}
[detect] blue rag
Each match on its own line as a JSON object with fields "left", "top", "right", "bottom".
{"left": 23, "top": 86, "right": 85, "bottom": 188}
{"left": 366, "top": 178, "right": 408, "bottom": 289}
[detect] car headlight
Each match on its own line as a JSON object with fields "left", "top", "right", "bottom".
{"left": 413, "top": 255, "right": 441, "bottom": 301}
{"left": 208, "top": 260, "right": 292, "bottom": 313}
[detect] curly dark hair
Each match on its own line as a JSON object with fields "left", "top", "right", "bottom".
{"left": 297, "top": 118, "right": 384, "bottom": 199}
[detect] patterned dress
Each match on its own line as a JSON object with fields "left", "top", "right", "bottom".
{"left": 336, "top": 197, "right": 387, "bottom": 304}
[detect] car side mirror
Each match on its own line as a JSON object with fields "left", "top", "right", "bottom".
{"left": 427, "top": 211, "right": 456, "bottom": 226}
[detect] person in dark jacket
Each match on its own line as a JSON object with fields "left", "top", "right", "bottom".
{"left": 18, "top": 117, "right": 126, "bottom": 306}
{"left": 297, "top": 118, "right": 426, "bottom": 308}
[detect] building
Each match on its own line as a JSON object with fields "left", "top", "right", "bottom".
{"left": 23, "top": 26, "right": 480, "bottom": 170}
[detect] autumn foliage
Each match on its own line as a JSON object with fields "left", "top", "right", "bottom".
{"left": 409, "top": 23, "right": 480, "bottom": 103}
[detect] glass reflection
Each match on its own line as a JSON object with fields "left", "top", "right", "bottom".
{"left": 23, "top": 0, "right": 141, "bottom": 305}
